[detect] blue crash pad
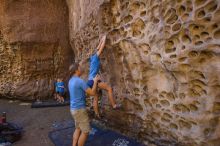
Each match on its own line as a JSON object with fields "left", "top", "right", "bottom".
{"left": 49, "top": 122, "right": 145, "bottom": 146}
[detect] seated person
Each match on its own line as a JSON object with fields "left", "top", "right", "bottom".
{"left": 55, "top": 77, "right": 65, "bottom": 103}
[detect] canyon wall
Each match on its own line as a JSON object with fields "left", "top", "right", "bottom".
{"left": 0, "top": 0, "right": 73, "bottom": 100}
{"left": 0, "top": 0, "right": 219, "bottom": 145}
{"left": 67, "top": 0, "right": 220, "bottom": 145}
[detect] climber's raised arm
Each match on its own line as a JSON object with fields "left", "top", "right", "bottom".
{"left": 97, "top": 35, "right": 106, "bottom": 57}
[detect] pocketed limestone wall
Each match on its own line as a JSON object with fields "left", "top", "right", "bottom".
{"left": 67, "top": 0, "right": 220, "bottom": 145}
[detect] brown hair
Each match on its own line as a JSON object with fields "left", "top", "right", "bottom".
{"left": 69, "top": 62, "right": 79, "bottom": 76}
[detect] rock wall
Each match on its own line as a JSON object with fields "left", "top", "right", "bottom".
{"left": 67, "top": 0, "right": 220, "bottom": 145}
{"left": 0, "top": 0, "right": 73, "bottom": 100}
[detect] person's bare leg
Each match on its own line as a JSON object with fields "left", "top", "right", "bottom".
{"left": 93, "top": 95, "right": 99, "bottom": 117}
{"left": 72, "top": 128, "right": 81, "bottom": 146}
{"left": 58, "top": 96, "right": 61, "bottom": 102}
{"left": 56, "top": 94, "right": 61, "bottom": 102}
{"left": 78, "top": 132, "right": 89, "bottom": 146}
{"left": 55, "top": 93, "right": 58, "bottom": 100}
{"left": 60, "top": 96, "right": 64, "bottom": 102}
{"left": 57, "top": 94, "right": 64, "bottom": 103}
{"left": 98, "top": 82, "right": 116, "bottom": 107}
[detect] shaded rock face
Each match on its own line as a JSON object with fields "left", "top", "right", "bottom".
{"left": 67, "top": 0, "right": 220, "bottom": 145}
{"left": 0, "top": 0, "right": 73, "bottom": 100}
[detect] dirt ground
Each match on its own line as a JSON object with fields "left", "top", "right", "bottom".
{"left": 0, "top": 99, "right": 73, "bottom": 146}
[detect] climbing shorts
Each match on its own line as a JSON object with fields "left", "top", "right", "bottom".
{"left": 71, "top": 108, "right": 91, "bottom": 133}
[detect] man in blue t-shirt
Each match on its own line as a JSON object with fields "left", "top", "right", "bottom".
{"left": 68, "top": 61, "right": 100, "bottom": 146}
{"left": 87, "top": 35, "right": 120, "bottom": 118}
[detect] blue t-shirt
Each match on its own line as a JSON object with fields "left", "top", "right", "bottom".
{"left": 88, "top": 53, "right": 100, "bottom": 80}
{"left": 68, "top": 76, "right": 89, "bottom": 110}
{"left": 55, "top": 82, "right": 65, "bottom": 93}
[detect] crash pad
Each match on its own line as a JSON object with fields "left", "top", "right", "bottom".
{"left": 49, "top": 122, "right": 145, "bottom": 146}
{"left": 31, "top": 99, "right": 70, "bottom": 108}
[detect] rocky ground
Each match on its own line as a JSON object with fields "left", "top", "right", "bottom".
{"left": 0, "top": 99, "right": 72, "bottom": 146}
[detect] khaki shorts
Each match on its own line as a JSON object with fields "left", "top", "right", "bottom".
{"left": 71, "top": 108, "right": 91, "bottom": 133}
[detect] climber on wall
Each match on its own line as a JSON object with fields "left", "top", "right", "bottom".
{"left": 68, "top": 62, "right": 100, "bottom": 146}
{"left": 87, "top": 35, "right": 121, "bottom": 118}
